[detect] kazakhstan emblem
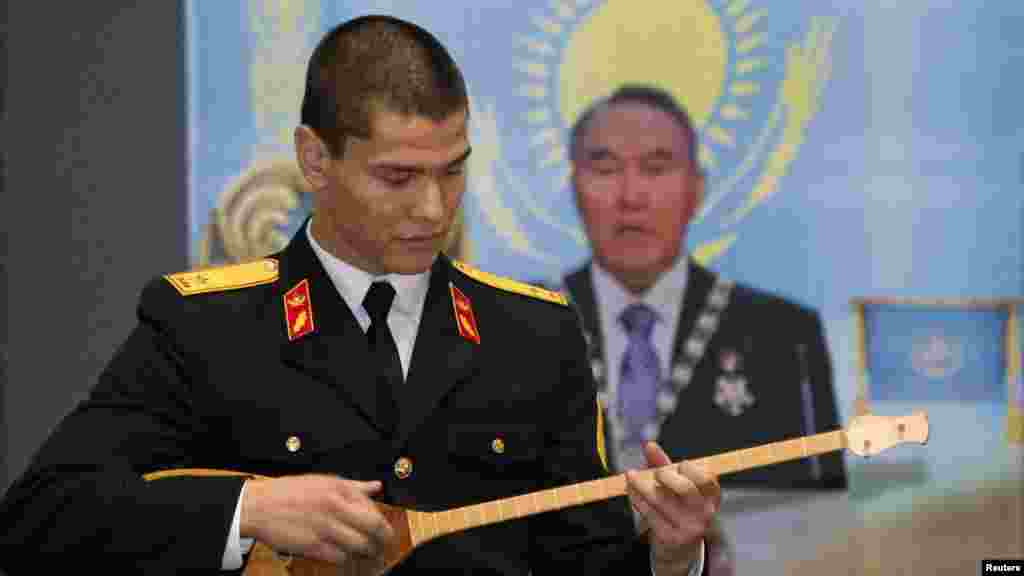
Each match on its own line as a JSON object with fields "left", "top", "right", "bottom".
{"left": 910, "top": 332, "right": 964, "bottom": 380}
{"left": 468, "top": 0, "right": 836, "bottom": 274}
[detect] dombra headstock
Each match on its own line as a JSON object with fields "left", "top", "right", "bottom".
{"left": 843, "top": 410, "right": 930, "bottom": 457}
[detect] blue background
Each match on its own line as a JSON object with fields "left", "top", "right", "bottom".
{"left": 186, "top": 1, "right": 1024, "bottom": 569}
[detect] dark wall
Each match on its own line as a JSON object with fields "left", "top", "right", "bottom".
{"left": 3, "top": 3, "right": 187, "bottom": 489}
{"left": 2, "top": 3, "right": 9, "bottom": 493}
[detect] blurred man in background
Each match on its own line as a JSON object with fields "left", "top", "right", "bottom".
{"left": 557, "top": 84, "right": 848, "bottom": 573}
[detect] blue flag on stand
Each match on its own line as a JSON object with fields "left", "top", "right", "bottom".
{"left": 853, "top": 300, "right": 1022, "bottom": 496}
{"left": 862, "top": 304, "right": 1007, "bottom": 404}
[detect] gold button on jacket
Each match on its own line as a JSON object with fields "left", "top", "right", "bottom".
{"left": 394, "top": 457, "right": 413, "bottom": 479}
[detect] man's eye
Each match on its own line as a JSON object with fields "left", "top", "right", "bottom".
{"left": 640, "top": 163, "right": 669, "bottom": 176}
{"left": 590, "top": 160, "right": 621, "bottom": 175}
{"left": 379, "top": 172, "right": 412, "bottom": 186}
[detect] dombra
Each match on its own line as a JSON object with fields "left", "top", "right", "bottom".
{"left": 144, "top": 410, "right": 929, "bottom": 575}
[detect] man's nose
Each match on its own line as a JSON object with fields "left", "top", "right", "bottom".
{"left": 618, "top": 166, "right": 649, "bottom": 207}
{"left": 411, "top": 177, "right": 445, "bottom": 222}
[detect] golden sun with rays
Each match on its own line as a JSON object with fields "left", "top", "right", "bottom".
{"left": 517, "top": 0, "right": 769, "bottom": 190}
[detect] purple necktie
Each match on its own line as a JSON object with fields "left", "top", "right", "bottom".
{"left": 618, "top": 303, "right": 661, "bottom": 445}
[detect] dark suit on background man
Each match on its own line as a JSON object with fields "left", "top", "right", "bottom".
{"left": 562, "top": 258, "right": 847, "bottom": 490}
{"left": 557, "top": 84, "right": 847, "bottom": 574}
{"left": 561, "top": 84, "right": 846, "bottom": 491}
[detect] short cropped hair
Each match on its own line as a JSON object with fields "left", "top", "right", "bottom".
{"left": 300, "top": 15, "right": 469, "bottom": 157}
{"left": 569, "top": 84, "right": 700, "bottom": 171}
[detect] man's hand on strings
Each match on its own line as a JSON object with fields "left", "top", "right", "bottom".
{"left": 241, "top": 474, "right": 395, "bottom": 572}
{"left": 625, "top": 441, "right": 721, "bottom": 576}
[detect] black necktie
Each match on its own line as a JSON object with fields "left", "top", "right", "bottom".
{"left": 363, "top": 281, "right": 402, "bottom": 435}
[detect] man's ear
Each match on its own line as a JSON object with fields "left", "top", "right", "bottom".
{"left": 690, "top": 169, "right": 705, "bottom": 218}
{"left": 679, "top": 168, "right": 705, "bottom": 228}
{"left": 295, "top": 125, "right": 331, "bottom": 189}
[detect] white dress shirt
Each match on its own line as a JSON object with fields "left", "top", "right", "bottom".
{"left": 591, "top": 256, "right": 705, "bottom": 576}
{"left": 305, "top": 222, "right": 432, "bottom": 378}
{"left": 591, "top": 254, "right": 689, "bottom": 449}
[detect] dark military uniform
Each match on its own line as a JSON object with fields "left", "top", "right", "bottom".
{"left": 0, "top": 229, "right": 662, "bottom": 574}
{"left": 562, "top": 260, "right": 848, "bottom": 491}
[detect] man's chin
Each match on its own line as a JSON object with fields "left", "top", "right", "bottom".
{"left": 606, "top": 253, "right": 663, "bottom": 275}
{"left": 598, "top": 254, "right": 669, "bottom": 290}
{"left": 385, "top": 253, "right": 439, "bottom": 275}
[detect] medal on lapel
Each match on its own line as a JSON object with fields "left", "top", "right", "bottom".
{"left": 714, "top": 348, "right": 755, "bottom": 416}
{"left": 284, "top": 279, "right": 315, "bottom": 341}
{"left": 720, "top": 348, "right": 741, "bottom": 373}
{"left": 449, "top": 283, "right": 481, "bottom": 344}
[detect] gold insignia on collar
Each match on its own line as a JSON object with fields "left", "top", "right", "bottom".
{"left": 283, "top": 279, "right": 315, "bottom": 341}
{"left": 450, "top": 260, "right": 567, "bottom": 306}
{"left": 164, "top": 259, "right": 278, "bottom": 296}
{"left": 450, "top": 283, "right": 481, "bottom": 344}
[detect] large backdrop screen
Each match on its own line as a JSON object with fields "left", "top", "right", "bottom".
{"left": 186, "top": 1, "right": 1023, "bottom": 571}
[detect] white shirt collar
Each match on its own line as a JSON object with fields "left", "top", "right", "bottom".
{"left": 591, "top": 255, "right": 690, "bottom": 329}
{"left": 305, "top": 219, "right": 431, "bottom": 321}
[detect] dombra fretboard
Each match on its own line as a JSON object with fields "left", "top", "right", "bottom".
{"left": 143, "top": 410, "right": 929, "bottom": 575}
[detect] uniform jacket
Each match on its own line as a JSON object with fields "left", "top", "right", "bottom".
{"left": 562, "top": 260, "right": 848, "bottom": 491}
{"left": 0, "top": 230, "right": 662, "bottom": 575}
